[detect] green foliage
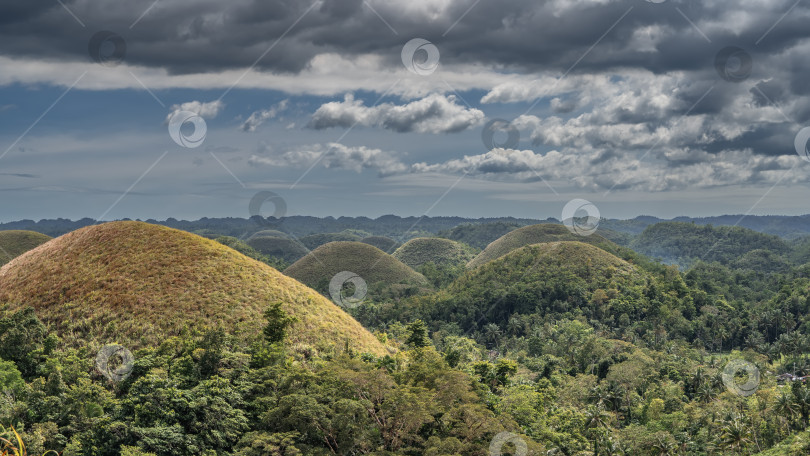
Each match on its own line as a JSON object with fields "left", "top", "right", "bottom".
{"left": 405, "top": 320, "right": 430, "bottom": 348}
{"left": 0, "top": 307, "right": 55, "bottom": 379}
{"left": 262, "top": 302, "right": 296, "bottom": 344}
{"left": 632, "top": 221, "right": 790, "bottom": 268}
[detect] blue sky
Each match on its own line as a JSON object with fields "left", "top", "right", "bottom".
{"left": 2, "top": 0, "right": 810, "bottom": 222}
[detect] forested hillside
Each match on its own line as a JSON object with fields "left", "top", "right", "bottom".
{"left": 1, "top": 219, "right": 810, "bottom": 455}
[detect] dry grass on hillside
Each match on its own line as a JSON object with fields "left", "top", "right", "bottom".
{"left": 0, "top": 221, "right": 388, "bottom": 355}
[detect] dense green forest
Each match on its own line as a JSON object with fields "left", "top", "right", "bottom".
{"left": 2, "top": 219, "right": 810, "bottom": 455}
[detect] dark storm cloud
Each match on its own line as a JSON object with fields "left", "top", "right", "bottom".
{"left": 0, "top": 0, "right": 807, "bottom": 79}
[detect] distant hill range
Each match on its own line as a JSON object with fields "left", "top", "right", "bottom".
{"left": 2, "top": 213, "right": 810, "bottom": 239}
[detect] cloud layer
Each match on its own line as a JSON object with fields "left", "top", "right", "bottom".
{"left": 309, "top": 93, "right": 484, "bottom": 133}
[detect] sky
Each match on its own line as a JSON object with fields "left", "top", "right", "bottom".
{"left": 1, "top": 0, "right": 810, "bottom": 222}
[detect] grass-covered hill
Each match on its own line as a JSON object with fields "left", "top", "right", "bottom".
{"left": 467, "top": 223, "right": 626, "bottom": 269}
{"left": 631, "top": 221, "right": 790, "bottom": 267}
{"left": 361, "top": 235, "right": 400, "bottom": 252}
{"left": 438, "top": 221, "right": 524, "bottom": 249}
{"left": 0, "top": 221, "right": 387, "bottom": 355}
{"left": 246, "top": 235, "right": 310, "bottom": 263}
{"left": 414, "top": 241, "right": 683, "bottom": 337}
{"left": 299, "top": 230, "right": 371, "bottom": 250}
{"left": 0, "top": 230, "right": 51, "bottom": 266}
{"left": 248, "top": 229, "right": 291, "bottom": 239}
{"left": 393, "top": 237, "right": 476, "bottom": 269}
{"left": 284, "top": 241, "right": 430, "bottom": 296}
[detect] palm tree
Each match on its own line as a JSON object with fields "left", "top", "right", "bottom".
{"left": 600, "top": 436, "right": 626, "bottom": 456}
{"left": 774, "top": 392, "right": 798, "bottom": 431}
{"left": 791, "top": 383, "right": 810, "bottom": 429}
{"left": 696, "top": 382, "right": 716, "bottom": 404}
{"left": 651, "top": 435, "right": 677, "bottom": 456}
{"left": 483, "top": 323, "right": 502, "bottom": 348}
{"left": 585, "top": 406, "right": 611, "bottom": 455}
{"left": 718, "top": 415, "right": 752, "bottom": 453}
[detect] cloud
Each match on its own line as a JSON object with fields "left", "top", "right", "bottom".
{"left": 248, "top": 142, "right": 409, "bottom": 177}
{"left": 240, "top": 99, "right": 289, "bottom": 132}
{"left": 308, "top": 93, "right": 485, "bottom": 133}
{"left": 0, "top": 173, "right": 38, "bottom": 178}
{"left": 408, "top": 146, "right": 803, "bottom": 192}
{"left": 165, "top": 100, "right": 225, "bottom": 123}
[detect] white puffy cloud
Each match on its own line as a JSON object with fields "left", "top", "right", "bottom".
{"left": 165, "top": 100, "right": 225, "bottom": 124}
{"left": 308, "top": 93, "right": 485, "bottom": 134}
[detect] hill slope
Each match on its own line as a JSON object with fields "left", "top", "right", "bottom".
{"left": 299, "top": 231, "right": 365, "bottom": 250}
{"left": 438, "top": 221, "right": 523, "bottom": 250}
{"left": 393, "top": 237, "right": 475, "bottom": 268}
{"left": 467, "top": 223, "right": 624, "bottom": 269}
{"left": 246, "top": 236, "right": 310, "bottom": 263}
{"left": 0, "top": 230, "right": 51, "bottom": 266}
{"left": 419, "top": 241, "right": 659, "bottom": 334}
{"left": 360, "top": 235, "right": 399, "bottom": 252}
{"left": 0, "top": 222, "right": 387, "bottom": 355}
{"left": 631, "top": 221, "right": 789, "bottom": 267}
{"left": 284, "top": 241, "right": 429, "bottom": 295}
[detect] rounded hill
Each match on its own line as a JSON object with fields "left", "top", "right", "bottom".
{"left": 0, "top": 222, "right": 387, "bottom": 355}
{"left": 248, "top": 229, "right": 291, "bottom": 240}
{"left": 284, "top": 241, "right": 429, "bottom": 295}
{"left": 300, "top": 231, "right": 364, "bottom": 250}
{"left": 631, "top": 221, "right": 789, "bottom": 267}
{"left": 361, "top": 236, "right": 399, "bottom": 252}
{"left": 246, "top": 236, "right": 310, "bottom": 263}
{"left": 438, "top": 221, "right": 523, "bottom": 250}
{"left": 393, "top": 237, "right": 475, "bottom": 269}
{"left": 0, "top": 230, "right": 52, "bottom": 266}
{"left": 467, "top": 223, "right": 622, "bottom": 269}
{"left": 420, "top": 241, "right": 654, "bottom": 334}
